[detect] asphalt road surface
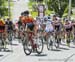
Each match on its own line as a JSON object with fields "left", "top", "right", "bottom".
{"left": 0, "top": 39, "right": 75, "bottom": 62}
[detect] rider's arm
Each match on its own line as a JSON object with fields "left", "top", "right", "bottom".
{"left": 52, "top": 22, "right": 55, "bottom": 31}
{"left": 63, "top": 24, "right": 66, "bottom": 33}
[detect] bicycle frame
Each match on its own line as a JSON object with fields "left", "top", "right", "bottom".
{"left": 28, "top": 32, "right": 37, "bottom": 49}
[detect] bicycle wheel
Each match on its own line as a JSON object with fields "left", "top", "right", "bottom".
{"left": 2, "top": 38, "right": 6, "bottom": 50}
{"left": 47, "top": 36, "right": 53, "bottom": 50}
{"left": 66, "top": 33, "right": 70, "bottom": 47}
{"left": 66, "top": 39, "right": 70, "bottom": 47}
{"left": 36, "top": 37, "right": 43, "bottom": 54}
{"left": 73, "top": 33, "right": 75, "bottom": 44}
{"left": 73, "top": 38, "right": 75, "bottom": 45}
{"left": 55, "top": 36, "right": 59, "bottom": 48}
{"left": 23, "top": 38, "right": 32, "bottom": 55}
{"left": 8, "top": 32, "right": 12, "bottom": 41}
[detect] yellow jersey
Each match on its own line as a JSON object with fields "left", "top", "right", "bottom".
{"left": 0, "top": 19, "right": 5, "bottom": 26}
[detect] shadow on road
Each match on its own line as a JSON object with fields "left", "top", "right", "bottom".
{"left": 70, "top": 46, "right": 75, "bottom": 48}
{"left": 0, "top": 48, "right": 13, "bottom": 52}
{"left": 51, "top": 49, "right": 61, "bottom": 51}
{"left": 30, "top": 54, "right": 47, "bottom": 57}
{"left": 59, "top": 47, "right": 69, "bottom": 50}
{"left": 11, "top": 44, "right": 18, "bottom": 46}
{"left": 61, "top": 43, "right": 67, "bottom": 46}
{"left": 4, "top": 50, "right": 13, "bottom": 52}
{"left": 0, "top": 55, "right": 3, "bottom": 57}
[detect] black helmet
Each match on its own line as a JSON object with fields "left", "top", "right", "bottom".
{"left": 7, "top": 18, "right": 10, "bottom": 20}
{"left": 23, "top": 10, "right": 29, "bottom": 16}
{"left": 21, "top": 12, "right": 24, "bottom": 16}
{"left": 65, "top": 19, "right": 68, "bottom": 22}
{"left": 53, "top": 15, "right": 56, "bottom": 17}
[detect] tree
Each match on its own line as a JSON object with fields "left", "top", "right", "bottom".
{"left": 72, "top": 0, "right": 75, "bottom": 7}
{"left": 47, "top": 0, "right": 75, "bottom": 17}
{"left": 47, "top": 0, "right": 69, "bottom": 17}
{"left": 0, "top": 0, "right": 9, "bottom": 17}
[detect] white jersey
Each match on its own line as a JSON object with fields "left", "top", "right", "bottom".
{"left": 45, "top": 21, "right": 54, "bottom": 32}
{"left": 36, "top": 19, "right": 43, "bottom": 29}
{"left": 64, "top": 22, "right": 72, "bottom": 29}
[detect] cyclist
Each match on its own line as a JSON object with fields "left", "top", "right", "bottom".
{"left": 43, "top": 16, "right": 54, "bottom": 50}
{"left": 21, "top": 11, "right": 39, "bottom": 52}
{"left": 18, "top": 12, "right": 24, "bottom": 29}
{"left": 5, "top": 18, "right": 13, "bottom": 32}
{"left": 21, "top": 10, "right": 35, "bottom": 33}
{"left": 52, "top": 15, "right": 62, "bottom": 48}
{"left": 71, "top": 20, "right": 75, "bottom": 44}
{"left": 43, "top": 16, "right": 54, "bottom": 38}
{"left": 64, "top": 19, "right": 72, "bottom": 47}
{"left": 0, "top": 18, "right": 6, "bottom": 34}
{"left": 35, "top": 17, "right": 44, "bottom": 35}
{"left": 0, "top": 18, "right": 6, "bottom": 49}
{"left": 5, "top": 18, "right": 13, "bottom": 41}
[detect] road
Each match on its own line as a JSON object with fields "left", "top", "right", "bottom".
{"left": 12, "top": 0, "right": 29, "bottom": 23}
{"left": 1, "top": 0, "right": 75, "bottom": 62}
{"left": 0, "top": 39, "right": 75, "bottom": 62}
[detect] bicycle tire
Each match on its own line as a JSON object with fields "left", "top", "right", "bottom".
{"left": 23, "top": 38, "right": 32, "bottom": 55}
{"left": 36, "top": 37, "right": 43, "bottom": 54}
{"left": 47, "top": 39, "right": 53, "bottom": 50}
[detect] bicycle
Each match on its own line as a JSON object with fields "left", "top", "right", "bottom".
{"left": 46, "top": 32, "right": 54, "bottom": 50}
{"left": 0, "top": 32, "right": 6, "bottom": 51}
{"left": 22, "top": 31, "right": 43, "bottom": 55}
{"left": 18, "top": 25, "right": 24, "bottom": 43}
{"left": 8, "top": 30, "right": 12, "bottom": 42}
{"left": 66, "top": 31, "right": 71, "bottom": 47}
{"left": 54, "top": 28, "right": 61, "bottom": 49}
{"left": 72, "top": 31, "right": 75, "bottom": 45}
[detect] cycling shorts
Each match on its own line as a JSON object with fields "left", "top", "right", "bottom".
{"left": 7, "top": 27, "right": 13, "bottom": 30}
{"left": 65, "top": 27, "right": 72, "bottom": 32}
{"left": 55, "top": 25, "right": 60, "bottom": 31}
{"left": 27, "top": 23, "right": 34, "bottom": 31}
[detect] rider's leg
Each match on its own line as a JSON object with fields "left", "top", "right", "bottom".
{"left": 33, "top": 25, "right": 38, "bottom": 35}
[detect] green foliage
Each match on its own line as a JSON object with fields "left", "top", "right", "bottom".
{"left": 72, "top": 0, "right": 75, "bottom": 7}
{"left": 47, "top": 0, "right": 69, "bottom": 17}
{"left": 31, "top": 11, "right": 38, "bottom": 18}
{"left": 0, "top": 7, "right": 8, "bottom": 16}
{"left": 29, "top": 0, "right": 75, "bottom": 17}
{"left": 0, "top": 0, "right": 10, "bottom": 17}
{"left": 47, "top": 0, "right": 75, "bottom": 17}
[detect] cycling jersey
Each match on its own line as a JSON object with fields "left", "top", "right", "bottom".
{"left": 64, "top": 22, "right": 72, "bottom": 32}
{"left": 21, "top": 16, "right": 34, "bottom": 24}
{"left": 45, "top": 21, "right": 54, "bottom": 32}
{"left": 5, "top": 21, "right": 13, "bottom": 31}
{"left": 20, "top": 16, "right": 34, "bottom": 31}
{"left": 0, "top": 20, "right": 5, "bottom": 32}
{"left": 53, "top": 20, "right": 61, "bottom": 31}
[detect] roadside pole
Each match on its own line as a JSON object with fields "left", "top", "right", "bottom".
{"left": 8, "top": 0, "right": 11, "bottom": 18}
{"left": 68, "top": 0, "right": 72, "bottom": 20}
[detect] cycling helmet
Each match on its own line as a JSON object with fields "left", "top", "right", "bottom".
{"left": 21, "top": 12, "right": 24, "bottom": 16}
{"left": 23, "top": 10, "right": 29, "bottom": 16}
